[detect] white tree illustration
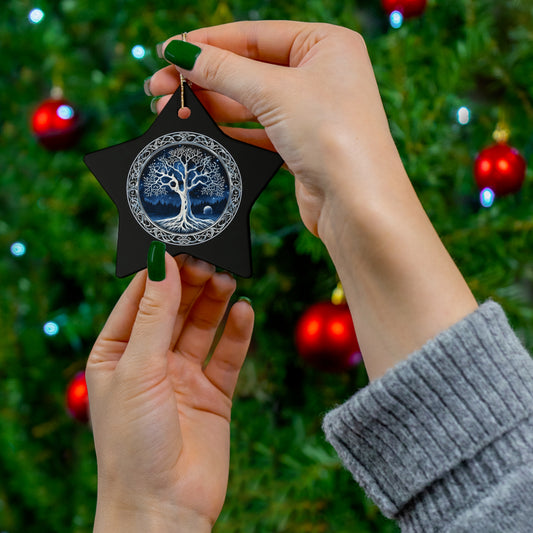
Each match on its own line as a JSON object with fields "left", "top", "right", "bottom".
{"left": 142, "top": 146, "right": 227, "bottom": 232}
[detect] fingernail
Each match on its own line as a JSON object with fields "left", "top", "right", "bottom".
{"left": 238, "top": 296, "right": 252, "bottom": 305}
{"left": 147, "top": 241, "right": 166, "bottom": 281}
{"left": 156, "top": 42, "right": 165, "bottom": 58}
{"left": 164, "top": 39, "right": 202, "bottom": 71}
{"left": 143, "top": 76, "right": 152, "bottom": 96}
{"left": 150, "top": 96, "right": 161, "bottom": 114}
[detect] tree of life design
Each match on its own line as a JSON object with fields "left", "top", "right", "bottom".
{"left": 139, "top": 144, "right": 230, "bottom": 234}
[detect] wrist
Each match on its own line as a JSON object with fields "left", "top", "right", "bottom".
{"left": 94, "top": 493, "right": 212, "bottom": 533}
{"left": 316, "top": 129, "right": 411, "bottom": 250}
{"left": 314, "top": 137, "right": 477, "bottom": 380}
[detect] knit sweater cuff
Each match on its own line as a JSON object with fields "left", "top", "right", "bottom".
{"left": 322, "top": 301, "right": 533, "bottom": 521}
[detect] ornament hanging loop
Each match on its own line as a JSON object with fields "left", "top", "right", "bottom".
{"left": 178, "top": 33, "right": 192, "bottom": 120}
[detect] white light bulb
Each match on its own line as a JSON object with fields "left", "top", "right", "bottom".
{"left": 43, "top": 321, "right": 60, "bottom": 336}
{"left": 57, "top": 105, "right": 74, "bottom": 120}
{"left": 390, "top": 11, "right": 403, "bottom": 29}
{"left": 132, "top": 45, "right": 146, "bottom": 59}
{"left": 457, "top": 106, "right": 471, "bottom": 125}
{"left": 10, "top": 242, "right": 26, "bottom": 257}
{"left": 29, "top": 8, "right": 45, "bottom": 24}
{"left": 480, "top": 187, "right": 495, "bottom": 208}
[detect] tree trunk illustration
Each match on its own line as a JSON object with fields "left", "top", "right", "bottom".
{"left": 163, "top": 179, "right": 211, "bottom": 232}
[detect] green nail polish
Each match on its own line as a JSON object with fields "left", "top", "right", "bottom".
{"left": 150, "top": 96, "right": 161, "bottom": 114}
{"left": 143, "top": 76, "right": 152, "bottom": 96}
{"left": 147, "top": 241, "right": 166, "bottom": 281}
{"left": 238, "top": 296, "right": 252, "bottom": 305}
{"left": 164, "top": 39, "right": 201, "bottom": 71}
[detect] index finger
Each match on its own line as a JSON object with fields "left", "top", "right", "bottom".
{"left": 167, "top": 20, "right": 317, "bottom": 66}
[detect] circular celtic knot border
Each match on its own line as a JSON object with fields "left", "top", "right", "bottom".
{"left": 127, "top": 132, "right": 242, "bottom": 246}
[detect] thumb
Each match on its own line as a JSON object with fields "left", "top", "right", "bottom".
{"left": 161, "top": 38, "right": 284, "bottom": 118}
{"left": 123, "top": 243, "right": 181, "bottom": 367}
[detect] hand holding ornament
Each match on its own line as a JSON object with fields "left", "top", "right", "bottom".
{"left": 149, "top": 20, "right": 477, "bottom": 380}
{"left": 87, "top": 246, "right": 254, "bottom": 533}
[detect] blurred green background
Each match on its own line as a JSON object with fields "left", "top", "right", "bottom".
{"left": 1, "top": 0, "right": 533, "bottom": 531}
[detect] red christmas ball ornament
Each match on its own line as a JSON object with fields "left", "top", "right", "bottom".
{"left": 295, "top": 301, "right": 362, "bottom": 372}
{"left": 66, "top": 371, "right": 89, "bottom": 423}
{"left": 31, "top": 97, "right": 81, "bottom": 150}
{"left": 474, "top": 142, "right": 526, "bottom": 197}
{"left": 382, "top": 0, "right": 427, "bottom": 18}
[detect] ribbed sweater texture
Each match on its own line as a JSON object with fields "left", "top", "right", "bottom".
{"left": 322, "top": 301, "right": 533, "bottom": 532}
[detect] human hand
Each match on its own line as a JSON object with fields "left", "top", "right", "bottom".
{"left": 146, "top": 21, "right": 477, "bottom": 383}
{"left": 148, "top": 22, "right": 477, "bottom": 380}
{"left": 147, "top": 21, "right": 402, "bottom": 237}
{"left": 86, "top": 249, "right": 254, "bottom": 532}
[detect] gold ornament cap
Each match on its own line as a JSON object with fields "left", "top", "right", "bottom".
{"left": 331, "top": 282, "right": 346, "bottom": 305}
{"left": 492, "top": 122, "right": 510, "bottom": 144}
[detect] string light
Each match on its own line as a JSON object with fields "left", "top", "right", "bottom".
{"left": 390, "top": 10, "right": 404, "bottom": 29}
{"left": 10, "top": 242, "right": 26, "bottom": 257}
{"left": 57, "top": 104, "right": 74, "bottom": 120}
{"left": 29, "top": 8, "right": 45, "bottom": 24}
{"left": 131, "top": 45, "right": 146, "bottom": 59}
{"left": 480, "top": 187, "right": 495, "bottom": 208}
{"left": 43, "top": 321, "right": 59, "bottom": 336}
{"left": 457, "top": 106, "right": 471, "bottom": 125}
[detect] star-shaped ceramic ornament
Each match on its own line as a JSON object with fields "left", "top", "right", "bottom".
{"left": 84, "top": 84, "right": 283, "bottom": 278}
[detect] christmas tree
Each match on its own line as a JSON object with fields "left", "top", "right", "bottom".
{"left": 2, "top": 0, "right": 533, "bottom": 531}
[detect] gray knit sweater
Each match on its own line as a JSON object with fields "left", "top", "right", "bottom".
{"left": 322, "top": 301, "right": 533, "bottom": 532}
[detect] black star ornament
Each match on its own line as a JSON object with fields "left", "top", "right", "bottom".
{"left": 84, "top": 84, "right": 283, "bottom": 278}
